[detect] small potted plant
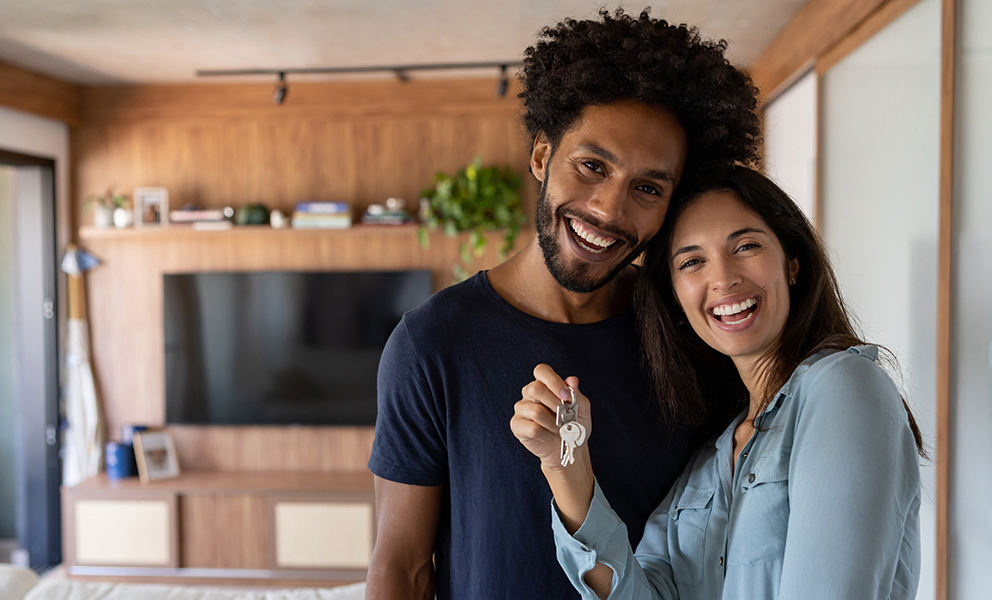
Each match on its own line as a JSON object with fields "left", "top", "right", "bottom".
{"left": 83, "top": 188, "right": 130, "bottom": 229}
{"left": 419, "top": 156, "right": 526, "bottom": 281}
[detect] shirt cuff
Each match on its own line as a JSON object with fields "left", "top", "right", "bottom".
{"left": 551, "top": 479, "right": 631, "bottom": 589}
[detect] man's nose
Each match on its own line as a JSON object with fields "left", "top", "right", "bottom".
{"left": 586, "top": 179, "right": 627, "bottom": 223}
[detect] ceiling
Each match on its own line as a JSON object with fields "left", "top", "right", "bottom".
{"left": 0, "top": 0, "right": 808, "bottom": 86}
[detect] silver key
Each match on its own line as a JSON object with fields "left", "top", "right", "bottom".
{"left": 560, "top": 422, "right": 586, "bottom": 466}
{"left": 557, "top": 387, "right": 587, "bottom": 467}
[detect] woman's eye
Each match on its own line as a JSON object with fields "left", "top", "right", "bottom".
{"left": 677, "top": 258, "right": 701, "bottom": 270}
{"left": 737, "top": 242, "right": 761, "bottom": 253}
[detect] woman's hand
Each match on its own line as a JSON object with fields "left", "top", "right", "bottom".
{"left": 510, "top": 363, "right": 596, "bottom": 533}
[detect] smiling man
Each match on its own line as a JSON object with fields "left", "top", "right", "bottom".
{"left": 366, "top": 9, "right": 760, "bottom": 600}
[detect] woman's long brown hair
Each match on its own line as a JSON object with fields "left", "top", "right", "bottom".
{"left": 635, "top": 166, "right": 926, "bottom": 456}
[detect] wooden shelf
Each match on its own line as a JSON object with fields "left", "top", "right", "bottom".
{"left": 68, "top": 471, "right": 374, "bottom": 495}
{"left": 79, "top": 223, "right": 423, "bottom": 241}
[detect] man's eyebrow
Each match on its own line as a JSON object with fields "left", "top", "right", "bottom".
{"left": 671, "top": 228, "right": 768, "bottom": 261}
{"left": 576, "top": 144, "right": 676, "bottom": 182}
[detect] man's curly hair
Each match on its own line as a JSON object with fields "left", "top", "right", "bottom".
{"left": 520, "top": 8, "right": 761, "bottom": 184}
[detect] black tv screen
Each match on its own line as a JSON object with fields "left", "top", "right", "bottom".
{"left": 164, "top": 270, "right": 432, "bottom": 426}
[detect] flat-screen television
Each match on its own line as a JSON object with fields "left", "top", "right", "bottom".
{"left": 164, "top": 270, "right": 432, "bottom": 426}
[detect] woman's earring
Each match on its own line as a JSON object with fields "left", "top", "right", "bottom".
{"left": 790, "top": 276, "right": 797, "bottom": 285}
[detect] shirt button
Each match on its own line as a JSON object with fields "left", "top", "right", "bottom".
{"left": 742, "top": 452, "right": 748, "bottom": 459}
{"left": 719, "top": 556, "right": 724, "bottom": 566}
{"left": 747, "top": 473, "right": 756, "bottom": 483}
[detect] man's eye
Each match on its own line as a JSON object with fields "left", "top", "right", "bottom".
{"left": 582, "top": 161, "right": 604, "bottom": 174}
{"left": 636, "top": 184, "right": 660, "bottom": 196}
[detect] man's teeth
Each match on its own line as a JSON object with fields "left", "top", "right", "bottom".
{"left": 569, "top": 220, "right": 617, "bottom": 253}
{"left": 712, "top": 297, "right": 757, "bottom": 316}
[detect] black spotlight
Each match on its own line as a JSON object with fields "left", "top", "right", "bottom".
{"left": 273, "top": 72, "right": 287, "bottom": 105}
{"left": 496, "top": 65, "right": 508, "bottom": 98}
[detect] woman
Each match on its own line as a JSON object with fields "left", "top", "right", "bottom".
{"left": 510, "top": 166, "right": 924, "bottom": 600}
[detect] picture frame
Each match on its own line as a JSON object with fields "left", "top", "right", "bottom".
{"left": 133, "top": 187, "right": 169, "bottom": 228}
{"left": 133, "top": 430, "right": 181, "bottom": 483}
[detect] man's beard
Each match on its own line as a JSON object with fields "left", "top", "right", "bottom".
{"left": 534, "top": 170, "right": 648, "bottom": 294}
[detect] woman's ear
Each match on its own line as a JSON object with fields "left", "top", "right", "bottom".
{"left": 788, "top": 258, "right": 800, "bottom": 286}
{"left": 530, "top": 133, "right": 550, "bottom": 183}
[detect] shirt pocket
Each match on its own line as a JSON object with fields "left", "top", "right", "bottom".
{"left": 731, "top": 450, "right": 791, "bottom": 566}
{"left": 668, "top": 485, "right": 716, "bottom": 585}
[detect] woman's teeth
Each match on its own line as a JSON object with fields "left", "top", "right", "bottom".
{"left": 712, "top": 297, "right": 757, "bottom": 319}
{"left": 569, "top": 219, "right": 617, "bottom": 253}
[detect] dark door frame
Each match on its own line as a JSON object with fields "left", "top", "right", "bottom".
{"left": 1, "top": 147, "right": 62, "bottom": 570}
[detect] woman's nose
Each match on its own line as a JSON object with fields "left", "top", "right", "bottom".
{"left": 710, "top": 257, "right": 742, "bottom": 291}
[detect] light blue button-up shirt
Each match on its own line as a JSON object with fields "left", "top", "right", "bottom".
{"left": 553, "top": 346, "right": 921, "bottom": 600}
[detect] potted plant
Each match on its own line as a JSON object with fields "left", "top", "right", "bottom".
{"left": 419, "top": 156, "right": 526, "bottom": 281}
{"left": 83, "top": 189, "right": 130, "bottom": 229}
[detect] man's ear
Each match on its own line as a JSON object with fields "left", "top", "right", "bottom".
{"left": 530, "top": 133, "right": 551, "bottom": 183}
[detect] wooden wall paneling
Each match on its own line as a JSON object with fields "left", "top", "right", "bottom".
{"left": 936, "top": 0, "right": 956, "bottom": 597}
{"left": 751, "top": 0, "right": 892, "bottom": 100}
{"left": 180, "top": 494, "right": 269, "bottom": 569}
{"left": 81, "top": 226, "right": 532, "bottom": 471}
{"left": 74, "top": 77, "right": 535, "bottom": 473}
{"left": 0, "top": 60, "right": 81, "bottom": 124}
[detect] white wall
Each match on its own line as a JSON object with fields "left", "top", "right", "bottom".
{"left": 952, "top": 0, "right": 992, "bottom": 597}
{"left": 819, "top": 1, "right": 941, "bottom": 598}
{"left": 763, "top": 69, "right": 818, "bottom": 224}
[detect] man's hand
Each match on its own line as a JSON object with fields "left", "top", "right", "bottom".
{"left": 365, "top": 478, "right": 442, "bottom": 600}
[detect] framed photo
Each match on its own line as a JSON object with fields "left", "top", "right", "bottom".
{"left": 133, "top": 430, "right": 181, "bottom": 483}
{"left": 133, "top": 187, "right": 169, "bottom": 228}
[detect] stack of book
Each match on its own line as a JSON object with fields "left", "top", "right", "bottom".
{"left": 170, "top": 207, "right": 234, "bottom": 230}
{"left": 291, "top": 202, "right": 352, "bottom": 229}
{"left": 361, "top": 204, "right": 413, "bottom": 225}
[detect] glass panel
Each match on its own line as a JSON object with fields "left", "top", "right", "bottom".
{"left": 820, "top": 1, "right": 940, "bottom": 598}
{"left": 953, "top": 0, "right": 992, "bottom": 596}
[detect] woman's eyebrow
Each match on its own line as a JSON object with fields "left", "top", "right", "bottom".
{"left": 727, "top": 227, "right": 766, "bottom": 240}
{"left": 671, "top": 227, "right": 767, "bottom": 260}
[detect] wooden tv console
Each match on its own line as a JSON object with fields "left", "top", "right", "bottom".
{"left": 60, "top": 470, "right": 375, "bottom": 587}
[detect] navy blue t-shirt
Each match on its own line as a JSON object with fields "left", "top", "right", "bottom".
{"left": 368, "top": 272, "right": 691, "bottom": 599}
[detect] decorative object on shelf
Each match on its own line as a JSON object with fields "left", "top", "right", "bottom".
{"left": 83, "top": 188, "right": 129, "bottom": 229}
{"left": 420, "top": 156, "right": 525, "bottom": 281}
{"left": 133, "top": 187, "right": 169, "bottom": 228}
{"left": 234, "top": 203, "right": 270, "bottom": 226}
{"left": 112, "top": 206, "right": 133, "bottom": 228}
{"left": 105, "top": 441, "right": 136, "bottom": 480}
{"left": 270, "top": 209, "right": 288, "bottom": 228}
{"left": 291, "top": 201, "right": 352, "bottom": 229}
{"left": 362, "top": 197, "right": 413, "bottom": 225}
{"left": 133, "top": 430, "right": 180, "bottom": 483}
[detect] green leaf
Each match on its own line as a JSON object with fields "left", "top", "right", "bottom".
{"left": 417, "top": 227, "right": 430, "bottom": 249}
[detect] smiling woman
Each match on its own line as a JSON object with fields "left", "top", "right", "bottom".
{"left": 513, "top": 166, "right": 927, "bottom": 600}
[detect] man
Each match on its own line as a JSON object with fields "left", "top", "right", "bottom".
{"left": 366, "top": 9, "right": 760, "bottom": 599}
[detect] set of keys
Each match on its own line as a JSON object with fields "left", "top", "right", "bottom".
{"left": 556, "top": 387, "right": 587, "bottom": 467}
